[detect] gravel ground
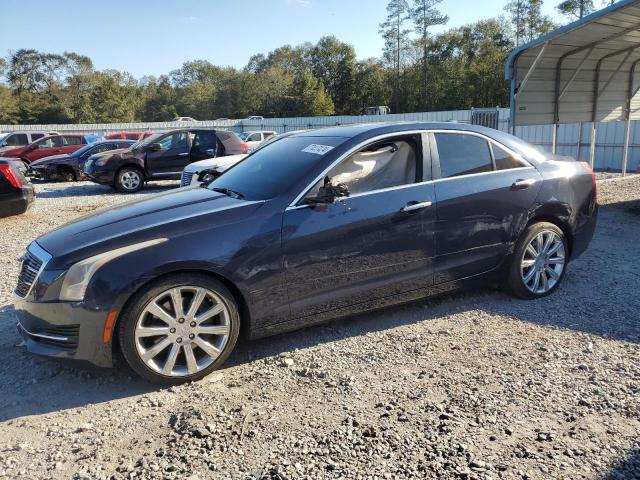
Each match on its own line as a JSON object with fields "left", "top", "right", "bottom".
{"left": 0, "top": 179, "right": 638, "bottom": 480}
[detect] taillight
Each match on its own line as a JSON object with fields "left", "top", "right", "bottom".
{"left": 241, "top": 142, "right": 249, "bottom": 154}
{"left": 579, "top": 161, "right": 597, "bottom": 201}
{"left": 0, "top": 164, "right": 22, "bottom": 188}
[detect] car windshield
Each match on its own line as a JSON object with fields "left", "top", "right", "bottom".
{"left": 0, "top": 133, "right": 8, "bottom": 142}
{"left": 238, "top": 132, "right": 250, "bottom": 141}
{"left": 207, "top": 136, "right": 347, "bottom": 200}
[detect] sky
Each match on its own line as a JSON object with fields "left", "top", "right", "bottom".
{"left": 0, "top": 0, "right": 563, "bottom": 78}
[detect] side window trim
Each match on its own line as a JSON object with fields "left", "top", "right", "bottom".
{"left": 429, "top": 130, "right": 533, "bottom": 181}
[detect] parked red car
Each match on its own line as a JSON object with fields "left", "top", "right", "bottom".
{"left": 1, "top": 134, "right": 95, "bottom": 165}
{"left": 105, "top": 131, "right": 154, "bottom": 141}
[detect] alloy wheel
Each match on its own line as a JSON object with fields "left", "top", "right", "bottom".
{"left": 134, "top": 286, "right": 231, "bottom": 377}
{"left": 520, "top": 230, "right": 566, "bottom": 295}
{"left": 120, "top": 170, "right": 141, "bottom": 191}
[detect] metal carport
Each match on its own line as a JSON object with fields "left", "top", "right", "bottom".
{"left": 506, "top": 0, "right": 640, "bottom": 174}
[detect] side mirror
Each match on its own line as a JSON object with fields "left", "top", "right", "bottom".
{"left": 149, "top": 143, "right": 162, "bottom": 152}
{"left": 303, "top": 177, "right": 350, "bottom": 206}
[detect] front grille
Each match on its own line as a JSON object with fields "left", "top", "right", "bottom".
{"left": 15, "top": 250, "right": 43, "bottom": 297}
{"left": 180, "top": 171, "right": 194, "bottom": 187}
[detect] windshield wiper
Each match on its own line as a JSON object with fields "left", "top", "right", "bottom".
{"left": 212, "top": 187, "right": 244, "bottom": 199}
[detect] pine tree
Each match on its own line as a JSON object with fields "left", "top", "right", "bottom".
{"left": 379, "top": 0, "right": 412, "bottom": 112}
{"left": 505, "top": 0, "right": 556, "bottom": 46}
{"left": 556, "top": 0, "right": 595, "bottom": 19}
{"left": 410, "top": 0, "right": 448, "bottom": 110}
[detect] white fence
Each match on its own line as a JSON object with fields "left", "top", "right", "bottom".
{"left": 2, "top": 108, "right": 639, "bottom": 172}
{"left": 0, "top": 109, "right": 506, "bottom": 135}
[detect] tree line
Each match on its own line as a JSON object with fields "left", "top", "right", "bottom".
{"left": 0, "top": 0, "right": 619, "bottom": 125}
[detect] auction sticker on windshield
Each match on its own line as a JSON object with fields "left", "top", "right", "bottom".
{"left": 302, "top": 144, "right": 334, "bottom": 155}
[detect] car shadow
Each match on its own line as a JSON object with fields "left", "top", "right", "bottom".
{"left": 34, "top": 182, "right": 179, "bottom": 198}
{"left": 602, "top": 449, "right": 640, "bottom": 480}
{"left": 0, "top": 201, "right": 637, "bottom": 423}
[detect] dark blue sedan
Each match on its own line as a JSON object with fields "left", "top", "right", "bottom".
{"left": 29, "top": 139, "right": 135, "bottom": 182}
{"left": 13, "top": 123, "right": 598, "bottom": 383}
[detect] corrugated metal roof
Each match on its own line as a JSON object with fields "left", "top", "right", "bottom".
{"left": 506, "top": 0, "right": 640, "bottom": 127}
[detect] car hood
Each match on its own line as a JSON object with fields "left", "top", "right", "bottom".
{"left": 89, "top": 147, "right": 136, "bottom": 162}
{"left": 185, "top": 154, "right": 247, "bottom": 173}
{"left": 30, "top": 154, "right": 72, "bottom": 166}
{"left": 0, "top": 145, "right": 26, "bottom": 157}
{"left": 36, "top": 187, "right": 264, "bottom": 263}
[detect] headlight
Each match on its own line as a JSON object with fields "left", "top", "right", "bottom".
{"left": 59, "top": 238, "right": 167, "bottom": 301}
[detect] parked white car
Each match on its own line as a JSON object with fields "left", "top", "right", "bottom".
{"left": 0, "top": 131, "right": 53, "bottom": 154}
{"left": 180, "top": 131, "right": 304, "bottom": 187}
{"left": 173, "top": 116, "right": 197, "bottom": 122}
{"left": 238, "top": 130, "right": 277, "bottom": 152}
{"left": 180, "top": 154, "right": 247, "bottom": 187}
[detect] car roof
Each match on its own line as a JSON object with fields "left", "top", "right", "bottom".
{"left": 288, "top": 122, "right": 502, "bottom": 138}
{"left": 288, "top": 122, "right": 544, "bottom": 164}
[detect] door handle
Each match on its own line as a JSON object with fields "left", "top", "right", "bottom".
{"left": 401, "top": 201, "right": 432, "bottom": 213}
{"left": 511, "top": 178, "right": 536, "bottom": 190}
{"left": 178, "top": 152, "right": 189, "bottom": 156}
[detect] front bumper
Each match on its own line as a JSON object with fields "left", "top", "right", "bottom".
{"left": 83, "top": 161, "right": 115, "bottom": 185}
{"left": 0, "top": 184, "right": 35, "bottom": 218}
{"left": 14, "top": 296, "right": 114, "bottom": 368}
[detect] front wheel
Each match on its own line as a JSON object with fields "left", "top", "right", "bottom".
{"left": 505, "top": 222, "right": 568, "bottom": 299}
{"left": 116, "top": 167, "right": 144, "bottom": 193}
{"left": 118, "top": 274, "right": 240, "bottom": 384}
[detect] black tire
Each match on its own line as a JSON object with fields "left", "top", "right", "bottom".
{"left": 115, "top": 166, "right": 144, "bottom": 193}
{"left": 118, "top": 273, "right": 240, "bottom": 385}
{"left": 505, "top": 222, "right": 569, "bottom": 299}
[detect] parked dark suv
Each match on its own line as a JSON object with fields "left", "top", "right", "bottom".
{"left": 84, "top": 129, "right": 248, "bottom": 192}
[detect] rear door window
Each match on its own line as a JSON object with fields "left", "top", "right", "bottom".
{"left": 192, "top": 130, "right": 217, "bottom": 151}
{"left": 38, "top": 137, "right": 63, "bottom": 149}
{"left": 491, "top": 144, "right": 530, "bottom": 170}
{"left": 435, "top": 133, "right": 493, "bottom": 178}
{"left": 31, "top": 133, "right": 45, "bottom": 141}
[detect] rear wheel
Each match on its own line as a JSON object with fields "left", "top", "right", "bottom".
{"left": 118, "top": 274, "right": 240, "bottom": 384}
{"left": 505, "top": 222, "right": 568, "bottom": 299}
{"left": 116, "top": 167, "right": 144, "bottom": 193}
